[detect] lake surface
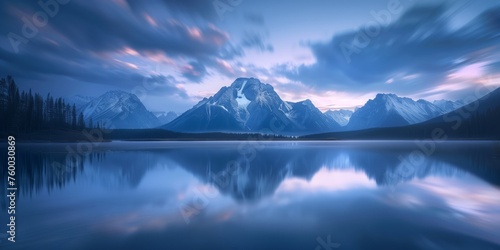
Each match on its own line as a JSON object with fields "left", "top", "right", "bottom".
{"left": 1, "top": 141, "right": 500, "bottom": 250}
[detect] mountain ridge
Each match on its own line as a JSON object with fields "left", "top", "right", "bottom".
{"left": 324, "top": 109, "right": 353, "bottom": 126}
{"left": 69, "top": 77, "right": 489, "bottom": 136}
{"left": 345, "top": 93, "right": 465, "bottom": 130}
{"left": 163, "top": 78, "right": 341, "bottom": 135}
{"left": 79, "top": 90, "right": 160, "bottom": 129}
{"left": 303, "top": 87, "right": 500, "bottom": 140}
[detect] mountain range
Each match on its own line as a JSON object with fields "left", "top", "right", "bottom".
{"left": 324, "top": 109, "right": 353, "bottom": 126}
{"left": 162, "top": 78, "right": 467, "bottom": 134}
{"left": 304, "top": 87, "right": 500, "bottom": 140}
{"left": 69, "top": 95, "right": 95, "bottom": 109}
{"left": 345, "top": 94, "right": 465, "bottom": 130}
{"left": 162, "top": 78, "right": 340, "bottom": 135}
{"left": 79, "top": 90, "right": 160, "bottom": 129}
{"left": 70, "top": 77, "right": 497, "bottom": 136}
{"left": 154, "top": 111, "right": 178, "bottom": 125}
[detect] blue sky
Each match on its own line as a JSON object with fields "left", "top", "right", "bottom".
{"left": 1, "top": 0, "right": 500, "bottom": 113}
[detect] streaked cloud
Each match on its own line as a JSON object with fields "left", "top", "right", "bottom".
{"left": 276, "top": 5, "right": 500, "bottom": 98}
{"left": 1, "top": 0, "right": 499, "bottom": 113}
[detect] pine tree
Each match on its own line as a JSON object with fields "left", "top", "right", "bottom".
{"left": 26, "top": 90, "right": 34, "bottom": 133}
{"left": 0, "top": 76, "right": 85, "bottom": 133}
{"left": 77, "top": 112, "right": 85, "bottom": 129}
{"left": 34, "top": 93, "right": 44, "bottom": 130}
{"left": 71, "top": 104, "right": 77, "bottom": 129}
{"left": 6, "top": 77, "right": 21, "bottom": 132}
{"left": 0, "top": 78, "right": 7, "bottom": 131}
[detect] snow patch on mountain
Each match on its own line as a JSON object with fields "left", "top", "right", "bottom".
{"left": 324, "top": 109, "right": 354, "bottom": 126}
{"left": 155, "top": 111, "right": 178, "bottom": 125}
{"left": 80, "top": 90, "right": 160, "bottom": 129}
{"left": 163, "top": 78, "right": 341, "bottom": 135}
{"left": 432, "top": 99, "right": 465, "bottom": 112}
{"left": 68, "top": 95, "right": 94, "bottom": 109}
{"left": 236, "top": 79, "right": 251, "bottom": 110}
{"left": 346, "top": 93, "right": 464, "bottom": 130}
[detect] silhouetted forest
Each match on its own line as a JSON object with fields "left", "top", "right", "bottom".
{"left": 0, "top": 76, "right": 86, "bottom": 134}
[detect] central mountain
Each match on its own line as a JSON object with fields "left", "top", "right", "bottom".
{"left": 163, "top": 78, "right": 340, "bottom": 134}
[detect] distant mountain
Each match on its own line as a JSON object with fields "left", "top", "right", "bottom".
{"left": 432, "top": 99, "right": 466, "bottom": 112}
{"left": 324, "top": 109, "right": 353, "bottom": 126}
{"left": 68, "top": 95, "right": 94, "bottom": 109}
{"left": 287, "top": 100, "right": 342, "bottom": 132}
{"left": 80, "top": 90, "right": 160, "bottom": 129}
{"left": 425, "top": 87, "right": 500, "bottom": 128}
{"left": 303, "top": 87, "right": 500, "bottom": 140}
{"left": 163, "top": 78, "right": 340, "bottom": 134}
{"left": 155, "top": 111, "right": 178, "bottom": 125}
{"left": 346, "top": 94, "right": 463, "bottom": 130}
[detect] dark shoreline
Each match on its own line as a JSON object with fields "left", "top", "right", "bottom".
{"left": 1, "top": 126, "right": 499, "bottom": 143}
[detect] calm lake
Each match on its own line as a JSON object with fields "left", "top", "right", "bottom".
{"left": 1, "top": 141, "right": 500, "bottom": 250}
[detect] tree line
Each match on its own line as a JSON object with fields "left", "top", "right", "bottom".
{"left": 0, "top": 76, "right": 87, "bottom": 133}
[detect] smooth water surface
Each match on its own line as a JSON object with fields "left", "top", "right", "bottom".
{"left": 1, "top": 141, "right": 500, "bottom": 250}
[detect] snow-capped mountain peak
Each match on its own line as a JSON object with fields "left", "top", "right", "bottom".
{"left": 346, "top": 93, "right": 464, "bottom": 130}
{"left": 432, "top": 99, "right": 465, "bottom": 112}
{"left": 235, "top": 79, "right": 251, "bottom": 110}
{"left": 68, "top": 94, "right": 94, "bottom": 109}
{"left": 163, "top": 77, "right": 340, "bottom": 135}
{"left": 80, "top": 90, "right": 160, "bottom": 129}
{"left": 324, "top": 109, "right": 354, "bottom": 126}
{"left": 154, "top": 111, "right": 178, "bottom": 125}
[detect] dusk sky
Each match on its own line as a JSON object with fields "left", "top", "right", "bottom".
{"left": 1, "top": 0, "right": 500, "bottom": 113}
